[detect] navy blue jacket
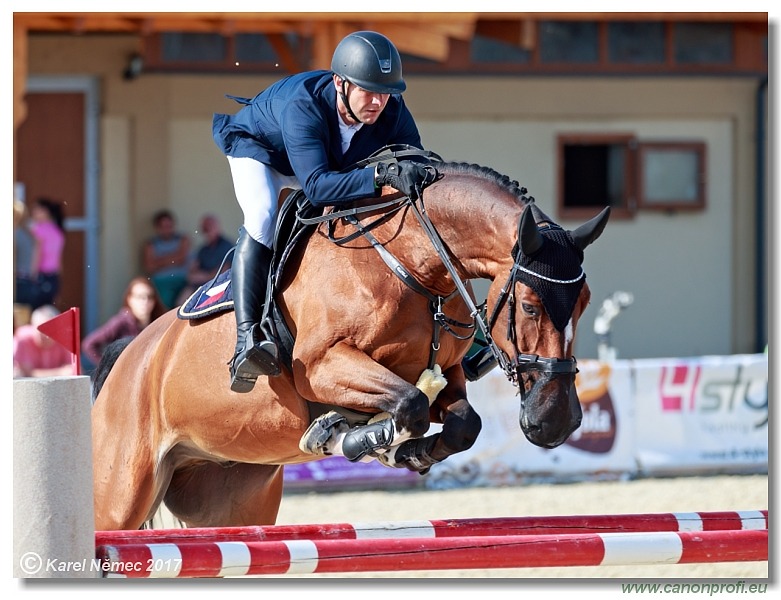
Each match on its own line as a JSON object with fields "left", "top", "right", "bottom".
{"left": 212, "top": 70, "right": 422, "bottom": 206}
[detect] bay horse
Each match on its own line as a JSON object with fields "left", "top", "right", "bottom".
{"left": 91, "top": 160, "right": 609, "bottom": 530}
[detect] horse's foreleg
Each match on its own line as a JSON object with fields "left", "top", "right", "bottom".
{"left": 300, "top": 341, "right": 433, "bottom": 436}
{"left": 381, "top": 367, "right": 483, "bottom": 472}
{"left": 298, "top": 342, "right": 432, "bottom": 458}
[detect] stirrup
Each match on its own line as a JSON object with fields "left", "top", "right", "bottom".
{"left": 299, "top": 411, "right": 348, "bottom": 455}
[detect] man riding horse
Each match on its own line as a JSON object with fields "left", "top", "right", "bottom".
{"left": 212, "top": 31, "right": 433, "bottom": 460}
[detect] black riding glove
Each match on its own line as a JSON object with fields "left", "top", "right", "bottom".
{"left": 374, "top": 161, "right": 431, "bottom": 199}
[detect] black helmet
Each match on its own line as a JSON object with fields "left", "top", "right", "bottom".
{"left": 331, "top": 31, "right": 406, "bottom": 94}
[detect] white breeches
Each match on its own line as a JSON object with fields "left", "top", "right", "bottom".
{"left": 227, "top": 156, "right": 302, "bottom": 246}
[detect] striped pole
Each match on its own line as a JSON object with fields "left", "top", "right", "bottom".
{"left": 96, "top": 510, "right": 768, "bottom": 546}
{"left": 95, "top": 529, "right": 768, "bottom": 578}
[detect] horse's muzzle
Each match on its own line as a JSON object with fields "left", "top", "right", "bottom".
{"left": 516, "top": 356, "right": 581, "bottom": 449}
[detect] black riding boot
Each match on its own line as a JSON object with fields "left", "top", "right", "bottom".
{"left": 229, "top": 229, "right": 280, "bottom": 393}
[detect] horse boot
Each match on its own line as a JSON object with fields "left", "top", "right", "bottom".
{"left": 229, "top": 229, "right": 281, "bottom": 393}
{"left": 299, "top": 411, "right": 395, "bottom": 462}
{"left": 340, "top": 418, "right": 396, "bottom": 462}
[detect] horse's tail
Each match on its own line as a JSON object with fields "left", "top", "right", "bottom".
{"left": 91, "top": 336, "right": 134, "bottom": 402}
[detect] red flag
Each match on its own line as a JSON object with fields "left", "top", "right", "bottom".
{"left": 37, "top": 307, "right": 81, "bottom": 375}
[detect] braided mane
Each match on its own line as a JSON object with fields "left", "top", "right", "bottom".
{"left": 437, "top": 161, "right": 532, "bottom": 203}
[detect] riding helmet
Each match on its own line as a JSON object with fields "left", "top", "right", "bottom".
{"left": 331, "top": 31, "right": 406, "bottom": 94}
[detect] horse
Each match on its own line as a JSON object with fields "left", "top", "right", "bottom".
{"left": 91, "top": 160, "right": 610, "bottom": 530}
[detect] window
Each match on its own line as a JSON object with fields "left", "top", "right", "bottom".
{"left": 558, "top": 135, "right": 636, "bottom": 220}
{"left": 608, "top": 21, "right": 666, "bottom": 64}
{"left": 637, "top": 143, "right": 706, "bottom": 210}
{"left": 539, "top": 21, "right": 599, "bottom": 63}
{"left": 674, "top": 22, "right": 733, "bottom": 64}
{"left": 558, "top": 135, "right": 707, "bottom": 219}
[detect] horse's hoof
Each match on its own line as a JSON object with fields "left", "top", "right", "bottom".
{"left": 299, "top": 411, "right": 347, "bottom": 455}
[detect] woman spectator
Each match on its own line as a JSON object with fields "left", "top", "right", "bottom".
{"left": 82, "top": 277, "right": 166, "bottom": 368}
{"left": 30, "top": 197, "right": 66, "bottom": 307}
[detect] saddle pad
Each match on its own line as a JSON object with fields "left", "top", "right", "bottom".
{"left": 177, "top": 269, "right": 234, "bottom": 320}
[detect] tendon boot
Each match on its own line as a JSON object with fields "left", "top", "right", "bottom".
{"left": 299, "top": 411, "right": 349, "bottom": 456}
{"left": 341, "top": 418, "right": 396, "bottom": 462}
{"left": 229, "top": 229, "right": 280, "bottom": 393}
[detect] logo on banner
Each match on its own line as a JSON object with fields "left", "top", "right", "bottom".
{"left": 658, "top": 363, "right": 767, "bottom": 429}
{"left": 566, "top": 362, "right": 617, "bottom": 453}
{"left": 659, "top": 365, "right": 702, "bottom": 412}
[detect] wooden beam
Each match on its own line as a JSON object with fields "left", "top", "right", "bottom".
{"left": 362, "top": 23, "right": 452, "bottom": 62}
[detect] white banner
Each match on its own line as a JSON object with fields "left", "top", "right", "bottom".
{"left": 633, "top": 354, "right": 768, "bottom": 474}
{"left": 425, "top": 359, "right": 636, "bottom": 489}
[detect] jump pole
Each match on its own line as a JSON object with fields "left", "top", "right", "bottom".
{"left": 95, "top": 529, "right": 768, "bottom": 578}
{"left": 13, "top": 376, "right": 97, "bottom": 578}
{"left": 96, "top": 510, "right": 768, "bottom": 546}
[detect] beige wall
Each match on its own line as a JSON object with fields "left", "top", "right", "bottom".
{"left": 25, "top": 34, "right": 764, "bottom": 358}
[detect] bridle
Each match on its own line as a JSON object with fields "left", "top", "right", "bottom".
{"left": 485, "top": 238, "right": 581, "bottom": 390}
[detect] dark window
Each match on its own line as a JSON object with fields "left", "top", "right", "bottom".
{"left": 559, "top": 136, "right": 634, "bottom": 220}
{"left": 235, "top": 34, "right": 279, "bottom": 63}
{"left": 470, "top": 34, "right": 530, "bottom": 63}
{"left": 539, "top": 21, "right": 599, "bottom": 63}
{"left": 162, "top": 33, "right": 225, "bottom": 62}
{"left": 608, "top": 22, "right": 666, "bottom": 64}
{"left": 674, "top": 22, "right": 733, "bottom": 64}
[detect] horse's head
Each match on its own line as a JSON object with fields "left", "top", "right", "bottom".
{"left": 486, "top": 202, "right": 610, "bottom": 449}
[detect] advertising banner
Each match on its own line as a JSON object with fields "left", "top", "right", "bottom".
{"left": 424, "top": 359, "right": 636, "bottom": 489}
{"left": 282, "top": 354, "right": 768, "bottom": 491}
{"left": 632, "top": 354, "right": 768, "bottom": 474}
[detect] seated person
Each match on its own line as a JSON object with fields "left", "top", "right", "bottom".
{"left": 143, "top": 209, "right": 190, "bottom": 309}
{"left": 13, "top": 305, "right": 73, "bottom": 378}
{"left": 176, "top": 213, "right": 233, "bottom": 304}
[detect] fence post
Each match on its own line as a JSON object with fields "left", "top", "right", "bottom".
{"left": 13, "top": 376, "right": 97, "bottom": 578}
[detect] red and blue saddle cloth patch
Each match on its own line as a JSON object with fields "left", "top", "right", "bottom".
{"left": 177, "top": 270, "right": 234, "bottom": 320}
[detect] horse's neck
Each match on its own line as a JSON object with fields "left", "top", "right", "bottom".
{"left": 412, "top": 182, "right": 520, "bottom": 284}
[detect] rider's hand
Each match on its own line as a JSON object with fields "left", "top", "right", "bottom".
{"left": 374, "top": 161, "right": 432, "bottom": 199}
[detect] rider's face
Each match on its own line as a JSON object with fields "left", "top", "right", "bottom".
{"left": 334, "top": 76, "right": 389, "bottom": 125}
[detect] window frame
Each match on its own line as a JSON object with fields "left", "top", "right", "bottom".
{"left": 557, "top": 135, "right": 708, "bottom": 220}
{"left": 636, "top": 141, "right": 707, "bottom": 211}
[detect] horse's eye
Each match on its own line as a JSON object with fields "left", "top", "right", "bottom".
{"left": 522, "top": 303, "right": 540, "bottom": 317}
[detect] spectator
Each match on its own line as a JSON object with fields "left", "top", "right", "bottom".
{"left": 142, "top": 209, "right": 191, "bottom": 309}
{"left": 13, "top": 305, "right": 73, "bottom": 378}
{"left": 13, "top": 197, "right": 42, "bottom": 310}
{"left": 82, "top": 277, "right": 166, "bottom": 368}
{"left": 30, "top": 197, "right": 66, "bottom": 308}
{"left": 176, "top": 213, "right": 234, "bottom": 305}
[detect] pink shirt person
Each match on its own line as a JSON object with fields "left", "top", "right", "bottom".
{"left": 13, "top": 305, "right": 73, "bottom": 378}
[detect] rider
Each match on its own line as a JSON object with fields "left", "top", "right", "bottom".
{"left": 212, "top": 31, "right": 432, "bottom": 394}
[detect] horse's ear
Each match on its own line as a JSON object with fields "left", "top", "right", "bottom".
{"left": 570, "top": 206, "right": 610, "bottom": 251}
{"left": 519, "top": 204, "right": 544, "bottom": 256}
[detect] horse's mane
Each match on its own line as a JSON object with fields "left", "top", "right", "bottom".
{"left": 436, "top": 161, "right": 532, "bottom": 204}
{"left": 90, "top": 336, "right": 134, "bottom": 402}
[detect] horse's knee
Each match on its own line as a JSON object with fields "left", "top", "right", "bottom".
{"left": 392, "top": 388, "right": 430, "bottom": 437}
